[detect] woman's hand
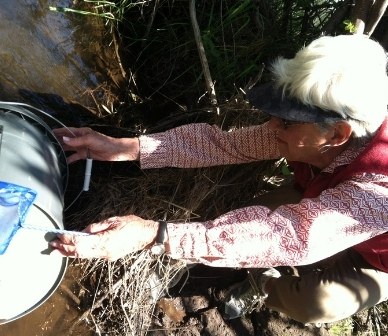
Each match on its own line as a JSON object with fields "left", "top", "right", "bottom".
{"left": 53, "top": 127, "right": 140, "bottom": 164}
{"left": 50, "top": 215, "right": 159, "bottom": 261}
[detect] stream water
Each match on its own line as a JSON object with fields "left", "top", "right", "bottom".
{"left": 0, "top": 1, "right": 116, "bottom": 335}
{"left": 0, "top": 0, "right": 114, "bottom": 113}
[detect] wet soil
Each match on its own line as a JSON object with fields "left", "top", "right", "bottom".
{"left": 0, "top": 263, "right": 93, "bottom": 336}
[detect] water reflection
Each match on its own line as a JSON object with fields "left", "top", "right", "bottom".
{"left": 0, "top": 0, "right": 107, "bottom": 111}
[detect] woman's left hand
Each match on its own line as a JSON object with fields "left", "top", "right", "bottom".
{"left": 50, "top": 215, "right": 158, "bottom": 261}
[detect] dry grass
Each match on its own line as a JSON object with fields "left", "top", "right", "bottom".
{"left": 68, "top": 251, "right": 187, "bottom": 335}
{"left": 66, "top": 164, "right": 280, "bottom": 335}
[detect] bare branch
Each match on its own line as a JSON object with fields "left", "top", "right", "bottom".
{"left": 189, "top": 0, "right": 218, "bottom": 111}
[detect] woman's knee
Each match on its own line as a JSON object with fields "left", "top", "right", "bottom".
{"left": 266, "top": 276, "right": 365, "bottom": 324}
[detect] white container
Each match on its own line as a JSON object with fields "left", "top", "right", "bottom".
{"left": 0, "top": 106, "right": 68, "bottom": 324}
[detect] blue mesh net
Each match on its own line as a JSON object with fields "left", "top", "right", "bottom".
{"left": 0, "top": 181, "right": 36, "bottom": 255}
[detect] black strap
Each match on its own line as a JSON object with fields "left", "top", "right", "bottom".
{"left": 155, "top": 220, "right": 167, "bottom": 244}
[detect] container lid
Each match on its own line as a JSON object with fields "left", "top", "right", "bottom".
{"left": 0, "top": 205, "right": 67, "bottom": 323}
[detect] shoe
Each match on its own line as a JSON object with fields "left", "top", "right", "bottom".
{"left": 223, "top": 268, "right": 281, "bottom": 320}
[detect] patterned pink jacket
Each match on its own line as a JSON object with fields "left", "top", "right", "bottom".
{"left": 139, "top": 122, "right": 388, "bottom": 268}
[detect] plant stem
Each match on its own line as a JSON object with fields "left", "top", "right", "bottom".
{"left": 189, "top": 0, "right": 219, "bottom": 113}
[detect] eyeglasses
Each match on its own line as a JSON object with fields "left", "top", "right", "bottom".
{"left": 278, "top": 118, "right": 312, "bottom": 129}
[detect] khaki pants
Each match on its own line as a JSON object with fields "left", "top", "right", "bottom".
{"left": 266, "top": 249, "right": 388, "bottom": 324}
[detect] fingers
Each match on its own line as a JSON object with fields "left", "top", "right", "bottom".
{"left": 66, "top": 153, "right": 84, "bottom": 164}
{"left": 53, "top": 127, "right": 95, "bottom": 148}
{"left": 62, "top": 134, "right": 91, "bottom": 150}
{"left": 53, "top": 127, "right": 94, "bottom": 163}
{"left": 53, "top": 127, "right": 91, "bottom": 138}
{"left": 50, "top": 233, "right": 105, "bottom": 259}
{"left": 50, "top": 241, "right": 79, "bottom": 258}
{"left": 49, "top": 217, "right": 152, "bottom": 261}
{"left": 56, "top": 232, "right": 80, "bottom": 244}
{"left": 49, "top": 236, "right": 80, "bottom": 258}
{"left": 52, "top": 127, "right": 76, "bottom": 138}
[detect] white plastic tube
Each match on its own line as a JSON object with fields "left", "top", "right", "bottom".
{"left": 83, "top": 158, "right": 93, "bottom": 191}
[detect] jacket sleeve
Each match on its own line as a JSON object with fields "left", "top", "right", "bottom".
{"left": 166, "top": 174, "right": 388, "bottom": 268}
{"left": 139, "top": 122, "right": 280, "bottom": 168}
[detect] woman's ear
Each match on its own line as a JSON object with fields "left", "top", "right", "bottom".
{"left": 330, "top": 121, "right": 353, "bottom": 146}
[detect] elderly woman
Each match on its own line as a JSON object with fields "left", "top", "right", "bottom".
{"left": 51, "top": 34, "right": 388, "bottom": 324}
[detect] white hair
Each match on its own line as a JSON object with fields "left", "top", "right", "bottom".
{"left": 271, "top": 34, "right": 388, "bottom": 138}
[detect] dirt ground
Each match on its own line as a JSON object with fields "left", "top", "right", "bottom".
{"left": 148, "top": 264, "right": 336, "bottom": 336}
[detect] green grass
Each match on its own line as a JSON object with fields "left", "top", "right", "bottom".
{"left": 51, "top": 0, "right": 347, "bottom": 115}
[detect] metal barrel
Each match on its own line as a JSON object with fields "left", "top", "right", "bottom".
{"left": 0, "top": 103, "right": 68, "bottom": 324}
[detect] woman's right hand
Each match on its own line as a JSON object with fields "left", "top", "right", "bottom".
{"left": 53, "top": 127, "right": 140, "bottom": 164}
{"left": 50, "top": 215, "right": 159, "bottom": 261}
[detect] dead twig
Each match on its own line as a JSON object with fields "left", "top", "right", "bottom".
{"left": 112, "top": 32, "right": 127, "bottom": 80}
{"left": 60, "top": 284, "right": 81, "bottom": 306}
{"left": 189, "top": 0, "right": 219, "bottom": 113}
